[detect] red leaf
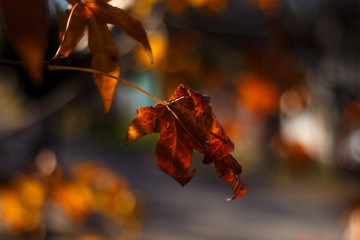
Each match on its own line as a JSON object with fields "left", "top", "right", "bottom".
{"left": 155, "top": 106, "right": 196, "bottom": 186}
{"left": 214, "top": 155, "right": 247, "bottom": 201}
{"left": 126, "top": 84, "right": 247, "bottom": 200}
{"left": 202, "top": 111, "right": 234, "bottom": 164}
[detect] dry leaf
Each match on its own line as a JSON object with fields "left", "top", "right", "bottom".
{"left": 126, "top": 84, "right": 247, "bottom": 200}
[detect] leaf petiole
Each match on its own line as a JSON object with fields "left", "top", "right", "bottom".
{"left": 52, "top": 2, "right": 81, "bottom": 60}
{"left": 46, "top": 65, "right": 168, "bottom": 106}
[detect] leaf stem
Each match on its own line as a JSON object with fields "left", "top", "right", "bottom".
{"left": 47, "top": 65, "right": 168, "bottom": 105}
{"left": 52, "top": 2, "right": 81, "bottom": 60}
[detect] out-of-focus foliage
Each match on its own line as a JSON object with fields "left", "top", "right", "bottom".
{"left": 0, "top": 151, "right": 141, "bottom": 239}
{"left": 0, "top": 175, "right": 45, "bottom": 233}
{"left": 131, "top": 0, "right": 228, "bottom": 17}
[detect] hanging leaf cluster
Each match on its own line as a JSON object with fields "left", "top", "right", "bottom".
{"left": 0, "top": 0, "right": 247, "bottom": 200}
{"left": 57, "top": 0, "right": 152, "bottom": 113}
{"left": 126, "top": 85, "right": 247, "bottom": 200}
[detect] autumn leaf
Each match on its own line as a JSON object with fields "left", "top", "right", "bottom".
{"left": 56, "top": 0, "right": 152, "bottom": 113}
{"left": 126, "top": 84, "right": 247, "bottom": 200}
{"left": 0, "top": 0, "right": 48, "bottom": 83}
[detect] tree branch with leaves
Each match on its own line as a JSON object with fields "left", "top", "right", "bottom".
{"left": 0, "top": 0, "right": 247, "bottom": 201}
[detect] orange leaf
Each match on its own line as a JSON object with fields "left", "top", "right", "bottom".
{"left": 58, "top": 5, "right": 87, "bottom": 57}
{"left": 0, "top": 0, "right": 48, "bottom": 83}
{"left": 126, "top": 84, "right": 247, "bottom": 200}
{"left": 84, "top": 5, "right": 120, "bottom": 113}
{"left": 125, "top": 106, "right": 158, "bottom": 145}
{"left": 85, "top": 0, "right": 153, "bottom": 62}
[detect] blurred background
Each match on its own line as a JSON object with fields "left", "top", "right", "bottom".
{"left": 0, "top": 0, "right": 360, "bottom": 239}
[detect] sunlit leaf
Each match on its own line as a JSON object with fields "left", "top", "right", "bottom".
{"left": 85, "top": 6, "right": 120, "bottom": 114}
{"left": 85, "top": 0, "right": 153, "bottom": 62}
{"left": 125, "top": 106, "right": 158, "bottom": 145}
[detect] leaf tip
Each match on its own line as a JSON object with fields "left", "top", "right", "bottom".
{"left": 147, "top": 47, "right": 153, "bottom": 64}
{"left": 227, "top": 178, "right": 248, "bottom": 201}
{"left": 95, "top": 76, "right": 118, "bottom": 115}
{"left": 173, "top": 169, "right": 196, "bottom": 186}
{"left": 125, "top": 132, "right": 135, "bottom": 146}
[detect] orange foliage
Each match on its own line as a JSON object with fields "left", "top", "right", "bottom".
{"left": 51, "top": 162, "right": 138, "bottom": 221}
{"left": 51, "top": 181, "right": 93, "bottom": 221}
{"left": 135, "top": 32, "right": 168, "bottom": 68}
{"left": 250, "top": 0, "right": 280, "bottom": 17}
{"left": 131, "top": 0, "right": 159, "bottom": 17}
{"left": 0, "top": 161, "right": 139, "bottom": 236}
{"left": 237, "top": 73, "right": 280, "bottom": 115}
{"left": 167, "top": 0, "right": 228, "bottom": 15}
{"left": 0, "top": 176, "right": 45, "bottom": 233}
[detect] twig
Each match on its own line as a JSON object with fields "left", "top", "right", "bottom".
{"left": 46, "top": 65, "right": 168, "bottom": 105}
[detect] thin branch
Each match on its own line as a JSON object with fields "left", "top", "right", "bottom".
{"left": 47, "top": 65, "right": 168, "bottom": 105}
{"left": 0, "top": 58, "right": 26, "bottom": 66}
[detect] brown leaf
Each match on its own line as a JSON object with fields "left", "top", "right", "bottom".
{"left": 214, "top": 155, "right": 247, "bottom": 201}
{"left": 85, "top": 0, "right": 153, "bottom": 62}
{"left": 126, "top": 84, "right": 247, "bottom": 200}
{"left": 202, "top": 111, "right": 234, "bottom": 164}
{"left": 155, "top": 105, "right": 196, "bottom": 186}
{"left": 58, "top": 5, "right": 87, "bottom": 57}
{"left": 0, "top": 0, "right": 48, "bottom": 83}
{"left": 85, "top": 6, "right": 120, "bottom": 113}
